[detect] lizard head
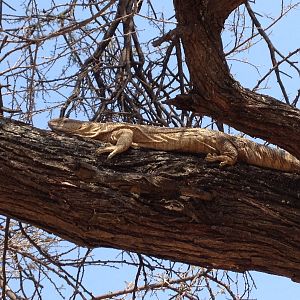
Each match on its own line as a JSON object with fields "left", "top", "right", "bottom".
{"left": 48, "top": 118, "right": 84, "bottom": 133}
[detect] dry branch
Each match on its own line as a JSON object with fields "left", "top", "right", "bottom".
{"left": 0, "top": 119, "right": 299, "bottom": 282}
{"left": 172, "top": 0, "right": 300, "bottom": 158}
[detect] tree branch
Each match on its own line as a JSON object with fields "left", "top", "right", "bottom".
{"left": 209, "top": 0, "right": 246, "bottom": 22}
{"left": 0, "top": 120, "right": 299, "bottom": 282}
{"left": 172, "top": 0, "right": 300, "bottom": 159}
{"left": 167, "top": 90, "right": 300, "bottom": 160}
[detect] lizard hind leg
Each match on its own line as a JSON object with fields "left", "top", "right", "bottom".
{"left": 205, "top": 137, "right": 238, "bottom": 167}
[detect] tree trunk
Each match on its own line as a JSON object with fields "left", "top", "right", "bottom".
{"left": 0, "top": 119, "right": 299, "bottom": 282}
{"left": 171, "top": 0, "right": 300, "bottom": 159}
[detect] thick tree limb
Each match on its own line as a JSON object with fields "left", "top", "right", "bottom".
{"left": 172, "top": 0, "right": 300, "bottom": 159}
{"left": 0, "top": 120, "right": 299, "bottom": 282}
{"left": 208, "top": 0, "right": 246, "bottom": 22}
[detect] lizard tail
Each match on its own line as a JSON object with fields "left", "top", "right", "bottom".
{"left": 238, "top": 140, "right": 300, "bottom": 174}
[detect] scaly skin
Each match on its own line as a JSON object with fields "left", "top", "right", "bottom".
{"left": 48, "top": 118, "right": 300, "bottom": 173}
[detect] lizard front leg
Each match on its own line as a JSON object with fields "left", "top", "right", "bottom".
{"left": 205, "top": 137, "right": 238, "bottom": 167}
{"left": 96, "top": 129, "right": 134, "bottom": 159}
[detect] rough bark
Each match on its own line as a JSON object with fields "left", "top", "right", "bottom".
{"left": 208, "top": 0, "right": 246, "bottom": 22}
{"left": 0, "top": 119, "right": 299, "bottom": 282}
{"left": 171, "top": 0, "right": 300, "bottom": 159}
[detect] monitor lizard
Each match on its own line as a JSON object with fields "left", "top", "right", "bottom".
{"left": 48, "top": 118, "right": 300, "bottom": 174}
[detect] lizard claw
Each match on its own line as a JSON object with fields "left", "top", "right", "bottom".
{"left": 205, "top": 153, "right": 233, "bottom": 167}
{"left": 95, "top": 148, "right": 106, "bottom": 155}
{"left": 204, "top": 153, "right": 216, "bottom": 162}
{"left": 96, "top": 148, "right": 114, "bottom": 159}
{"left": 95, "top": 146, "right": 114, "bottom": 156}
{"left": 219, "top": 161, "right": 228, "bottom": 167}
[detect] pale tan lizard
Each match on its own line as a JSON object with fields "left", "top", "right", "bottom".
{"left": 48, "top": 118, "right": 300, "bottom": 173}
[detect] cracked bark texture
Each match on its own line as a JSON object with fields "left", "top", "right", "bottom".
{"left": 0, "top": 120, "right": 299, "bottom": 282}
{"left": 172, "top": 0, "right": 300, "bottom": 159}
